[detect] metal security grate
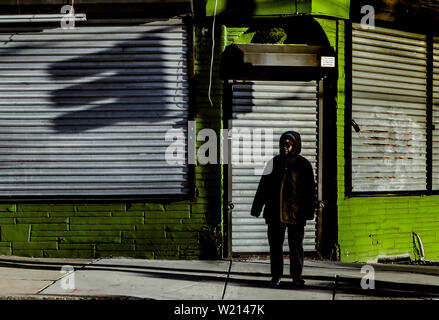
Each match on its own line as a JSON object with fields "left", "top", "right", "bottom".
{"left": 230, "top": 80, "right": 318, "bottom": 254}
{"left": 433, "top": 38, "right": 439, "bottom": 190}
{"left": 0, "top": 20, "right": 190, "bottom": 197}
{"left": 351, "top": 24, "right": 428, "bottom": 192}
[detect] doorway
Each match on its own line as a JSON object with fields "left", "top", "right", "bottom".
{"left": 227, "top": 79, "right": 323, "bottom": 256}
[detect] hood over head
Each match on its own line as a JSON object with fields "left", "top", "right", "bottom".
{"left": 279, "top": 131, "right": 301, "bottom": 156}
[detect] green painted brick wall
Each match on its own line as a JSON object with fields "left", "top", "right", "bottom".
{"left": 327, "top": 19, "right": 439, "bottom": 263}
{"left": 0, "top": 200, "right": 222, "bottom": 259}
{"left": 337, "top": 197, "right": 439, "bottom": 262}
{"left": 0, "top": 24, "right": 227, "bottom": 260}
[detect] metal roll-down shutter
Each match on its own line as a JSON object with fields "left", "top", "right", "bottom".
{"left": 0, "top": 19, "right": 190, "bottom": 197}
{"left": 433, "top": 37, "right": 439, "bottom": 189}
{"left": 351, "top": 24, "right": 428, "bottom": 192}
{"left": 230, "top": 80, "right": 318, "bottom": 254}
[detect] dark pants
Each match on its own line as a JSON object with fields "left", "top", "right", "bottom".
{"left": 267, "top": 222, "right": 305, "bottom": 280}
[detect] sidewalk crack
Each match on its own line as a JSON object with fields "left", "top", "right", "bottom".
{"left": 36, "top": 258, "right": 100, "bottom": 295}
{"left": 221, "top": 260, "right": 232, "bottom": 300}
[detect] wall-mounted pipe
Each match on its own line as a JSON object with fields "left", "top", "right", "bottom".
{"left": 0, "top": 14, "right": 86, "bottom": 23}
{"left": 413, "top": 232, "right": 425, "bottom": 262}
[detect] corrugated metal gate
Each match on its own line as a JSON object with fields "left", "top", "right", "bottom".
{"left": 433, "top": 37, "right": 439, "bottom": 189}
{"left": 0, "top": 19, "right": 190, "bottom": 197}
{"left": 351, "top": 23, "right": 428, "bottom": 192}
{"left": 229, "top": 80, "right": 319, "bottom": 254}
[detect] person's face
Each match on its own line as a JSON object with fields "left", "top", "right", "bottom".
{"left": 281, "top": 141, "right": 293, "bottom": 155}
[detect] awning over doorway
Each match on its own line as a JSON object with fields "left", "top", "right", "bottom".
{"left": 221, "top": 44, "right": 335, "bottom": 80}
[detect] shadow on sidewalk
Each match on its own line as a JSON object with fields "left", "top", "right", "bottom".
{"left": 0, "top": 257, "right": 438, "bottom": 299}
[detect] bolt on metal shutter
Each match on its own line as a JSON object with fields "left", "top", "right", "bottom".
{"left": 351, "top": 24, "right": 428, "bottom": 192}
{"left": 433, "top": 38, "right": 439, "bottom": 190}
{"left": 230, "top": 80, "right": 318, "bottom": 254}
{"left": 0, "top": 20, "right": 190, "bottom": 197}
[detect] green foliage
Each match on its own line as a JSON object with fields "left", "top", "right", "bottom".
{"left": 251, "top": 28, "right": 287, "bottom": 44}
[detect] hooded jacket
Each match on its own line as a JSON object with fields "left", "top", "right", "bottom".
{"left": 250, "top": 131, "right": 317, "bottom": 225}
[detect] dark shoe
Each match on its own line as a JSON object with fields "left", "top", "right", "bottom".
{"left": 269, "top": 277, "right": 281, "bottom": 287}
{"left": 292, "top": 277, "right": 305, "bottom": 288}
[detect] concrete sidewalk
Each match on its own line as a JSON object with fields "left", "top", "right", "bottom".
{"left": 0, "top": 255, "right": 438, "bottom": 300}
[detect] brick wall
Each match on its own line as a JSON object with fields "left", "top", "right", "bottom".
{"left": 0, "top": 201, "right": 221, "bottom": 259}
{"left": 329, "top": 19, "right": 439, "bottom": 263}
{"left": 338, "top": 197, "right": 439, "bottom": 262}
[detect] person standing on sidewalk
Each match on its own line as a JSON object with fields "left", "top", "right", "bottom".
{"left": 250, "top": 131, "right": 317, "bottom": 288}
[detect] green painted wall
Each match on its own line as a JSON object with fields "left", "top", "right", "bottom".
{"left": 329, "top": 19, "right": 439, "bottom": 263}
{"left": 337, "top": 196, "right": 439, "bottom": 262}
{"left": 206, "top": 0, "right": 349, "bottom": 19}
{"left": 300, "top": 17, "right": 439, "bottom": 263}
{"left": 206, "top": 0, "right": 299, "bottom": 17}
{"left": 0, "top": 199, "right": 223, "bottom": 259}
{"left": 312, "top": 0, "right": 350, "bottom": 19}
{"left": 0, "top": 27, "right": 225, "bottom": 260}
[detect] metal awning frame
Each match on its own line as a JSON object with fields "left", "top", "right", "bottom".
{"left": 221, "top": 43, "right": 336, "bottom": 80}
